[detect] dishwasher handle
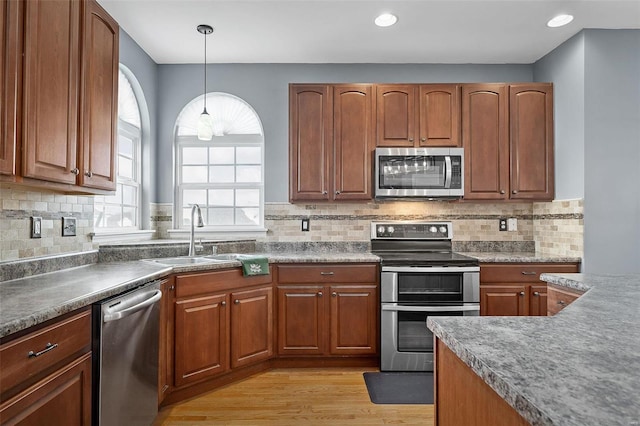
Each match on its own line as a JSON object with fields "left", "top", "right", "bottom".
{"left": 103, "top": 289, "right": 162, "bottom": 323}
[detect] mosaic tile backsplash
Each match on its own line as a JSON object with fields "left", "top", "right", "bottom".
{"left": 0, "top": 183, "right": 584, "bottom": 262}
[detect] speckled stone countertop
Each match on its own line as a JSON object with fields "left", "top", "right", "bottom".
{"left": 428, "top": 273, "right": 640, "bottom": 426}
{"left": 461, "top": 252, "right": 582, "bottom": 263}
{"left": 0, "top": 262, "right": 172, "bottom": 338}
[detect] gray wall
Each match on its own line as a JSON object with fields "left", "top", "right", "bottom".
{"left": 156, "top": 64, "right": 533, "bottom": 203}
{"left": 533, "top": 33, "right": 585, "bottom": 200}
{"left": 583, "top": 30, "right": 640, "bottom": 274}
{"left": 118, "top": 30, "right": 159, "bottom": 229}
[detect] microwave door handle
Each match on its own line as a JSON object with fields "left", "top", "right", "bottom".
{"left": 381, "top": 304, "right": 480, "bottom": 312}
{"left": 444, "top": 156, "right": 452, "bottom": 189}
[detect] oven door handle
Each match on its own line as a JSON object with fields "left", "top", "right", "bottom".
{"left": 381, "top": 304, "right": 480, "bottom": 312}
{"left": 381, "top": 266, "right": 480, "bottom": 273}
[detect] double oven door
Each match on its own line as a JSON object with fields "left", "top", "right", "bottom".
{"left": 380, "top": 266, "right": 479, "bottom": 371}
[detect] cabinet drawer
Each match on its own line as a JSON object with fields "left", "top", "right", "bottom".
{"left": 175, "top": 267, "right": 273, "bottom": 298}
{"left": 547, "top": 284, "right": 583, "bottom": 316}
{"left": 480, "top": 263, "right": 579, "bottom": 283}
{"left": 277, "top": 264, "right": 378, "bottom": 284}
{"left": 0, "top": 309, "right": 91, "bottom": 395}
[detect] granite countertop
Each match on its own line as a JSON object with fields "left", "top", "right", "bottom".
{"left": 428, "top": 273, "right": 640, "bottom": 426}
{"left": 461, "top": 251, "right": 582, "bottom": 263}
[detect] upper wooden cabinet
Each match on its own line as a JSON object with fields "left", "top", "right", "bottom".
{"left": 463, "top": 83, "right": 554, "bottom": 201}
{"left": 289, "top": 84, "right": 374, "bottom": 202}
{"left": 509, "top": 83, "right": 554, "bottom": 200}
{"left": 376, "top": 84, "right": 461, "bottom": 147}
{"left": 0, "top": 0, "right": 21, "bottom": 176}
{"left": 1, "top": 0, "right": 119, "bottom": 193}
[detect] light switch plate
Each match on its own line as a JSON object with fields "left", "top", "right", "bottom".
{"left": 62, "top": 217, "right": 77, "bottom": 237}
{"left": 507, "top": 218, "right": 518, "bottom": 231}
{"left": 31, "top": 216, "right": 42, "bottom": 238}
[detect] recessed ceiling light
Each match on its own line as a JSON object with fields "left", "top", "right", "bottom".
{"left": 375, "top": 13, "right": 398, "bottom": 27}
{"left": 547, "top": 14, "right": 574, "bottom": 28}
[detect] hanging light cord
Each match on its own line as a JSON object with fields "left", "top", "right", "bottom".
{"left": 203, "top": 30, "right": 208, "bottom": 113}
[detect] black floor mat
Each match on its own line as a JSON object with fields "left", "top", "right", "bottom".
{"left": 363, "top": 372, "right": 433, "bottom": 404}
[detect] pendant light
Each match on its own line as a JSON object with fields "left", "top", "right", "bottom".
{"left": 196, "top": 24, "right": 214, "bottom": 141}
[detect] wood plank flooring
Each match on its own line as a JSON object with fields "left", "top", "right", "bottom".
{"left": 154, "top": 368, "right": 434, "bottom": 425}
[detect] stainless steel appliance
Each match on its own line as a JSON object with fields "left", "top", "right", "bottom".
{"left": 93, "top": 280, "right": 163, "bottom": 425}
{"left": 371, "top": 221, "right": 479, "bottom": 371}
{"left": 374, "top": 147, "right": 464, "bottom": 199}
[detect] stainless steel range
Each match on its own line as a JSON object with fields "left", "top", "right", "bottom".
{"left": 371, "top": 221, "right": 480, "bottom": 372}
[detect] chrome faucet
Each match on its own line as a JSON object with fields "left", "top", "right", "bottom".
{"left": 189, "top": 204, "right": 205, "bottom": 257}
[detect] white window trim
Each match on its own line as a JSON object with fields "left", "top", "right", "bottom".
{"left": 90, "top": 229, "right": 155, "bottom": 244}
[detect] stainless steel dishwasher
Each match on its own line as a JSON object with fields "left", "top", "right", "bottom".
{"left": 92, "top": 280, "right": 163, "bottom": 426}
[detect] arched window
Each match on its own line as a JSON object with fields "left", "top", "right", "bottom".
{"left": 93, "top": 68, "right": 142, "bottom": 230}
{"left": 174, "top": 93, "right": 265, "bottom": 234}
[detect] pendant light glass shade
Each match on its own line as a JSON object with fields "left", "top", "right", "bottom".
{"left": 196, "top": 24, "right": 214, "bottom": 141}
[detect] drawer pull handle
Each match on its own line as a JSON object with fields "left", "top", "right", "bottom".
{"left": 320, "top": 272, "right": 334, "bottom": 276}
{"left": 521, "top": 271, "right": 537, "bottom": 275}
{"left": 533, "top": 291, "right": 540, "bottom": 296}
{"left": 28, "top": 342, "right": 58, "bottom": 358}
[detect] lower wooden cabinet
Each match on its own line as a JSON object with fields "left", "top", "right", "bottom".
{"left": 480, "top": 263, "right": 579, "bottom": 316}
{"left": 546, "top": 283, "right": 583, "bottom": 316}
{"left": 0, "top": 308, "right": 92, "bottom": 425}
{"left": 171, "top": 268, "right": 273, "bottom": 390}
{"left": 276, "top": 264, "right": 379, "bottom": 357}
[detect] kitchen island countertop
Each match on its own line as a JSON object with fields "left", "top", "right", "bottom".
{"left": 428, "top": 273, "right": 640, "bottom": 426}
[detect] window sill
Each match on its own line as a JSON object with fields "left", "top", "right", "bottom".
{"left": 90, "top": 229, "right": 156, "bottom": 244}
{"left": 167, "top": 227, "right": 268, "bottom": 240}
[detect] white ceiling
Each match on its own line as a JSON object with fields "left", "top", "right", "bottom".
{"left": 98, "top": 0, "right": 640, "bottom": 64}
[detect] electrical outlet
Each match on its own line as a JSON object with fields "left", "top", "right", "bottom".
{"left": 31, "top": 216, "right": 42, "bottom": 238}
{"left": 507, "top": 218, "right": 518, "bottom": 231}
{"left": 62, "top": 217, "right": 77, "bottom": 237}
{"left": 499, "top": 218, "right": 507, "bottom": 231}
{"left": 301, "top": 218, "right": 310, "bottom": 231}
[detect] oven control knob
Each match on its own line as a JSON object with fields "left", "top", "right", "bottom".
{"left": 439, "top": 226, "right": 447, "bottom": 234}
{"left": 388, "top": 226, "right": 395, "bottom": 234}
{"left": 377, "top": 226, "right": 385, "bottom": 235}
{"left": 429, "top": 226, "right": 437, "bottom": 233}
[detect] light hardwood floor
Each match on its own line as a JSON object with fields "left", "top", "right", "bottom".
{"left": 154, "top": 368, "right": 434, "bottom": 425}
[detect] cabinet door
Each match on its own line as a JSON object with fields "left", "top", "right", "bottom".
{"left": 174, "top": 294, "right": 229, "bottom": 387}
{"left": 289, "top": 84, "right": 332, "bottom": 201}
{"left": 462, "top": 84, "right": 509, "bottom": 200}
{"left": 480, "top": 285, "right": 527, "bottom": 316}
{"left": 230, "top": 286, "right": 273, "bottom": 369}
{"left": 529, "top": 284, "right": 547, "bottom": 317}
{"left": 79, "top": 0, "right": 118, "bottom": 190}
{"left": 22, "top": 0, "right": 80, "bottom": 184}
{"left": 277, "top": 286, "right": 326, "bottom": 355}
{"left": 0, "top": 0, "right": 21, "bottom": 176}
{"left": 376, "top": 85, "right": 416, "bottom": 147}
{"left": 509, "top": 83, "right": 554, "bottom": 200}
{"left": 333, "top": 84, "right": 374, "bottom": 200}
{"left": 0, "top": 353, "right": 92, "bottom": 425}
{"left": 418, "top": 84, "right": 461, "bottom": 147}
{"left": 329, "top": 285, "right": 378, "bottom": 355}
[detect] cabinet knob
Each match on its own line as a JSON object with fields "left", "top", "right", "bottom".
{"left": 533, "top": 291, "right": 540, "bottom": 296}
{"left": 234, "top": 299, "right": 240, "bottom": 305}
{"left": 519, "top": 291, "right": 525, "bottom": 296}
{"left": 317, "top": 292, "right": 323, "bottom": 297}
{"left": 332, "top": 292, "right": 337, "bottom": 297}
{"left": 500, "top": 190, "right": 506, "bottom": 194}
{"left": 70, "top": 168, "right": 79, "bottom": 175}
{"left": 558, "top": 300, "right": 567, "bottom": 306}
{"left": 169, "top": 285, "right": 175, "bottom": 291}
{"left": 322, "top": 191, "right": 328, "bottom": 195}
{"left": 421, "top": 137, "right": 426, "bottom": 142}
{"left": 335, "top": 191, "right": 341, "bottom": 195}
{"left": 409, "top": 138, "right": 414, "bottom": 142}
{"left": 512, "top": 190, "right": 518, "bottom": 194}
{"left": 221, "top": 301, "right": 226, "bottom": 306}
{"left": 84, "top": 170, "right": 93, "bottom": 178}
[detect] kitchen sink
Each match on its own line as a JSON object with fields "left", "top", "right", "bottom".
{"left": 204, "top": 253, "right": 244, "bottom": 261}
{"left": 145, "top": 256, "right": 225, "bottom": 266}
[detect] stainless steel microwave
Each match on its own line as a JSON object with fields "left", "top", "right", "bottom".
{"left": 374, "top": 147, "right": 464, "bottom": 199}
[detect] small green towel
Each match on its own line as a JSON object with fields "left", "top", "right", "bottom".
{"left": 238, "top": 255, "right": 270, "bottom": 276}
